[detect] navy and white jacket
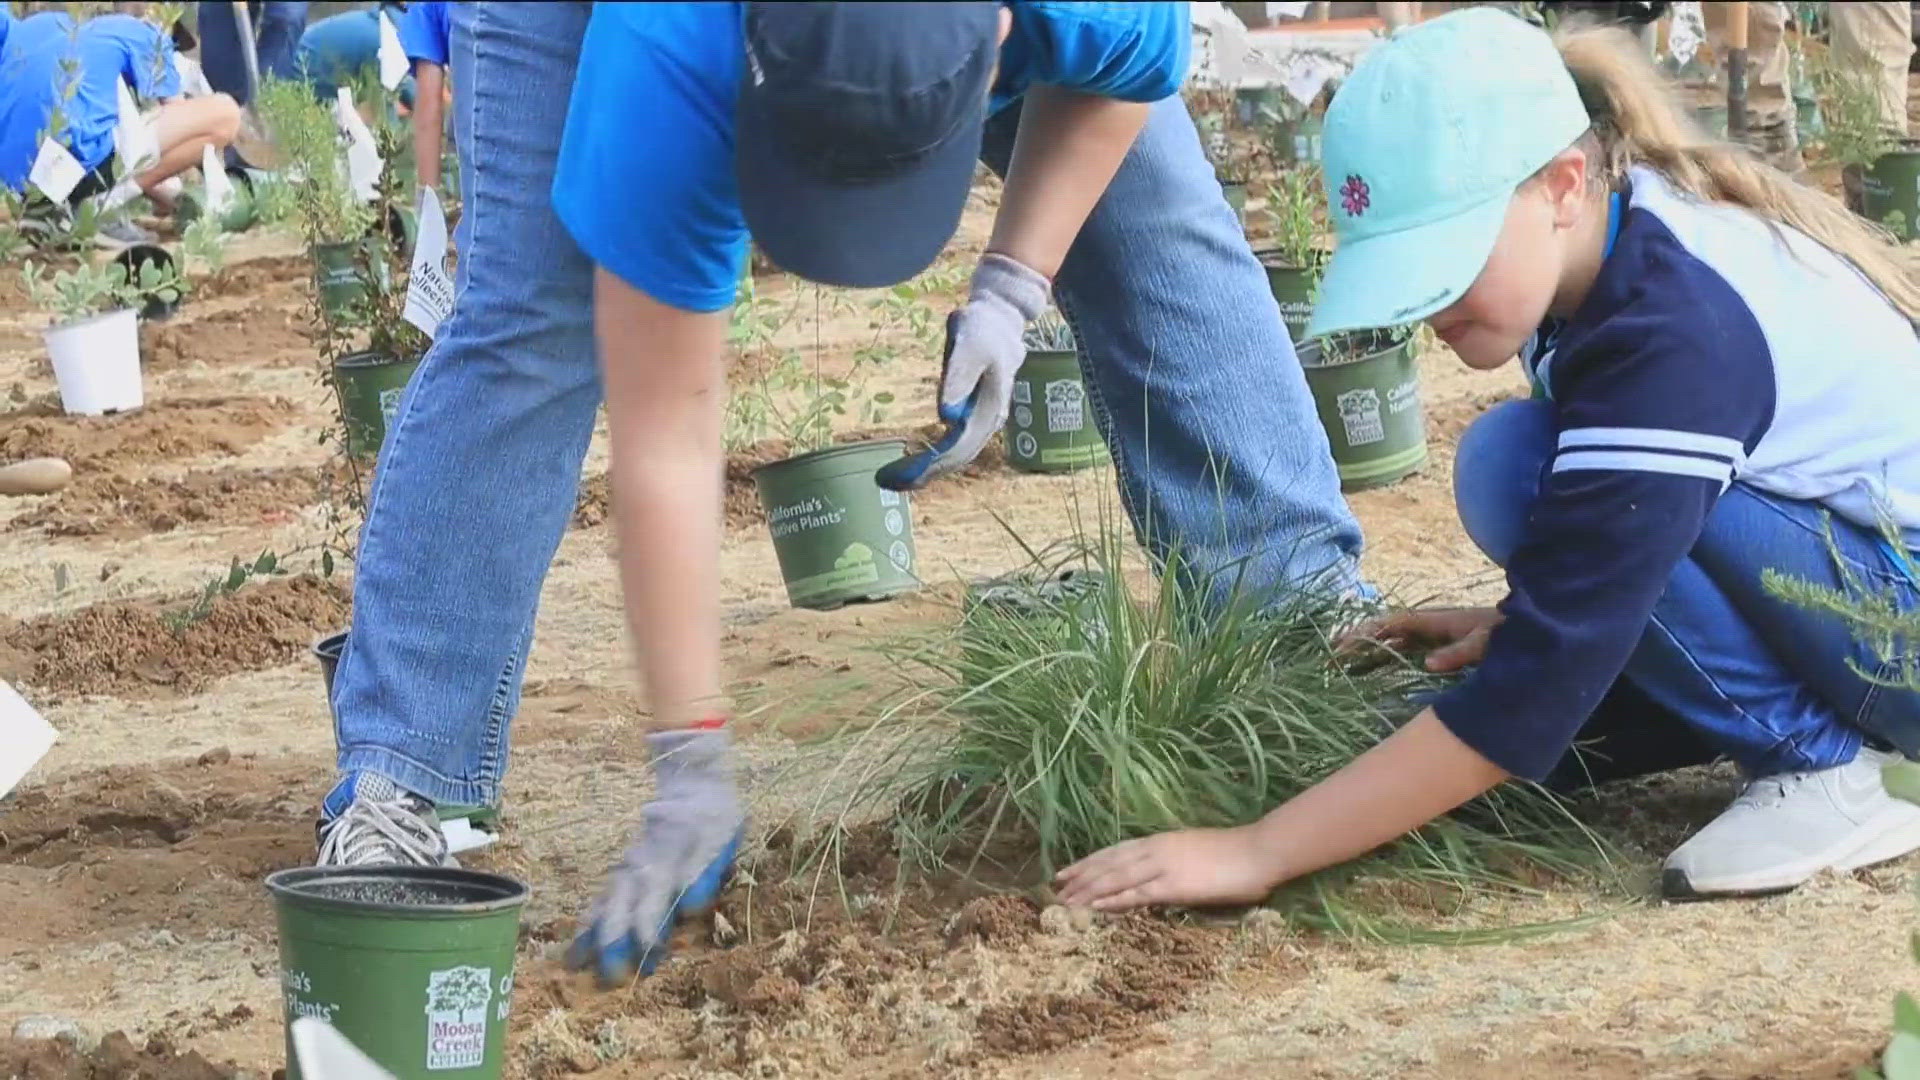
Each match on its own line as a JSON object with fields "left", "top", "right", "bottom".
{"left": 1432, "top": 165, "right": 1920, "bottom": 780}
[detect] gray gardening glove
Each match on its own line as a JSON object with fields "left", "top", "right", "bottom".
{"left": 565, "top": 727, "right": 744, "bottom": 986}
{"left": 876, "top": 252, "right": 1052, "bottom": 491}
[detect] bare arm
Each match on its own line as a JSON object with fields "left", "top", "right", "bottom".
{"left": 987, "top": 85, "right": 1149, "bottom": 275}
{"left": 592, "top": 270, "right": 730, "bottom": 731}
{"left": 412, "top": 62, "right": 445, "bottom": 191}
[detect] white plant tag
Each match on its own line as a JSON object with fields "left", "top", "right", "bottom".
{"left": 1282, "top": 51, "right": 1345, "bottom": 106}
{"left": 403, "top": 185, "right": 454, "bottom": 337}
{"left": 1666, "top": 2, "right": 1704, "bottom": 66}
{"left": 202, "top": 143, "right": 237, "bottom": 215}
{"left": 334, "top": 87, "right": 384, "bottom": 203}
{"left": 377, "top": 10, "right": 410, "bottom": 91}
{"left": 28, "top": 139, "right": 85, "bottom": 202}
{"left": 0, "top": 680, "right": 58, "bottom": 801}
{"left": 114, "top": 78, "right": 158, "bottom": 173}
{"left": 1267, "top": 2, "right": 1311, "bottom": 16}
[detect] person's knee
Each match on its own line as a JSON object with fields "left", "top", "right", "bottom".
{"left": 211, "top": 94, "right": 243, "bottom": 144}
{"left": 1453, "top": 397, "right": 1556, "bottom": 567}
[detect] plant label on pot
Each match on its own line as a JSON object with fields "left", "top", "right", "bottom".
{"left": 404, "top": 187, "right": 454, "bottom": 337}
{"left": 334, "top": 87, "right": 384, "bottom": 203}
{"left": 28, "top": 139, "right": 84, "bottom": 203}
{"left": 0, "top": 680, "right": 58, "bottom": 801}
{"left": 377, "top": 10, "right": 410, "bottom": 91}
{"left": 113, "top": 78, "right": 159, "bottom": 174}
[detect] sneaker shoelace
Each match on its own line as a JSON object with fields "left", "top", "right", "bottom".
{"left": 316, "top": 796, "right": 447, "bottom": 867}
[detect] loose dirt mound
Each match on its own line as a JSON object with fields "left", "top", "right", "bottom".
{"left": 192, "top": 255, "right": 312, "bottom": 305}
{"left": 143, "top": 307, "right": 312, "bottom": 373}
{"left": 0, "top": 575, "right": 348, "bottom": 698}
{"left": 512, "top": 827, "right": 1232, "bottom": 1078}
{"left": 0, "top": 1032, "right": 243, "bottom": 1080}
{"left": 12, "top": 466, "right": 323, "bottom": 539}
{"left": 0, "top": 754, "right": 316, "bottom": 952}
{"left": 0, "top": 398, "right": 298, "bottom": 474}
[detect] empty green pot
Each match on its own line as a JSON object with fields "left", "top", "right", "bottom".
{"left": 266, "top": 865, "right": 528, "bottom": 1080}
{"left": 1299, "top": 330, "right": 1428, "bottom": 492}
{"left": 332, "top": 350, "right": 420, "bottom": 459}
{"left": 1004, "top": 349, "right": 1111, "bottom": 474}
{"left": 752, "top": 440, "right": 919, "bottom": 610}
{"left": 176, "top": 185, "right": 257, "bottom": 233}
{"left": 312, "top": 241, "right": 369, "bottom": 322}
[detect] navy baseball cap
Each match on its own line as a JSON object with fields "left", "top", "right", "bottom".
{"left": 735, "top": 1, "right": 1002, "bottom": 289}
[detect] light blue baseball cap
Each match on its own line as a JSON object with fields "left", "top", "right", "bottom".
{"left": 1304, "top": 7, "right": 1593, "bottom": 340}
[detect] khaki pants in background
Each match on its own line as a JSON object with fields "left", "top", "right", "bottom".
{"left": 1829, "top": 1, "right": 1914, "bottom": 137}
{"left": 1703, "top": 0, "right": 1802, "bottom": 171}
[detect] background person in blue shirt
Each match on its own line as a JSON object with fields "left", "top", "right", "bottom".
{"left": 0, "top": 11, "right": 241, "bottom": 216}
{"left": 396, "top": 1, "right": 449, "bottom": 191}
{"left": 315, "top": 1, "right": 1363, "bottom": 992}
{"left": 294, "top": 3, "right": 414, "bottom": 110}
{"left": 1057, "top": 8, "right": 1920, "bottom": 913}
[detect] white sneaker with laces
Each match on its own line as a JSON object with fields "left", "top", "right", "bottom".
{"left": 315, "top": 775, "right": 455, "bottom": 869}
{"left": 1663, "top": 748, "right": 1920, "bottom": 898}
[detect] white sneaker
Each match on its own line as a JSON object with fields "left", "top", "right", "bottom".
{"left": 315, "top": 775, "right": 455, "bottom": 869}
{"left": 1663, "top": 748, "right": 1920, "bottom": 898}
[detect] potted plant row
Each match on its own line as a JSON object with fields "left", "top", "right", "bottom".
{"left": 21, "top": 255, "right": 182, "bottom": 416}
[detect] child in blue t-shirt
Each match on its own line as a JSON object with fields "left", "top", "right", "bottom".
{"left": 0, "top": 11, "right": 241, "bottom": 217}
{"left": 1057, "top": 7, "right": 1920, "bottom": 910}
{"left": 396, "top": 1, "right": 450, "bottom": 191}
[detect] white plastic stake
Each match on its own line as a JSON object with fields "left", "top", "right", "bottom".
{"left": 290, "top": 1019, "right": 398, "bottom": 1080}
{"left": 403, "top": 186, "right": 454, "bottom": 337}
{"left": 0, "top": 680, "right": 58, "bottom": 801}
{"left": 1281, "top": 51, "right": 1345, "bottom": 105}
{"left": 114, "top": 78, "right": 158, "bottom": 174}
{"left": 1667, "top": 1, "right": 1704, "bottom": 65}
{"left": 377, "top": 10, "right": 410, "bottom": 91}
{"left": 334, "top": 87, "right": 384, "bottom": 202}
{"left": 29, "top": 139, "right": 85, "bottom": 203}
{"left": 203, "top": 143, "right": 237, "bottom": 215}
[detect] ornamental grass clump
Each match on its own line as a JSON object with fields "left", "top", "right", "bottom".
{"left": 810, "top": 526, "right": 1623, "bottom": 940}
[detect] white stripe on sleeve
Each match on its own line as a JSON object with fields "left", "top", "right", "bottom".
{"left": 1558, "top": 426, "right": 1746, "bottom": 467}
{"left": 1551, "top": 449, "right": 1735, "bottom": 485}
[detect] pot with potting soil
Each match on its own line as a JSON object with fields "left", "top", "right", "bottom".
{"left": 753, "top": 439, "right": 919, "bottom": 611}
{"left": 1005, "top": 313, "right": 1110, "bottom": 474}
{"left": 1298, "top": 328, "right": 1428, "bottom": 492}
{"left": 333, "top": 348, "right": 422, "bottom": 458}
{"left": 1860, "top": 141, "right": 1920, "bottom": 240}
{"left": 1257, "top": 167, "right": 1325, "bottom": 343}
{"left": 266, "top": 865, "right": 528, "bottom": 1080}
{"left": 20, "top": 258, "right": 156, "bottom": 416}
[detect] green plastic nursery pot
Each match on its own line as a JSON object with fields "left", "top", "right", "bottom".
{"left": 1691, "top": 104, "right": 1727, "bottom": 137}
{"left": 265, "top": 865, "right": 527, "bottom": 1080}
{"left": 752, "top": 440, "right": 919, "bottom": 611}
{"left": 332, "top": 350, "right": 420, "bottom": 459}
{"left": 1298, "top": 330, "right": 1428, "bottom": 492}
{"left": 175, "top": 185, "right": 257, "bottom": 232}
{"left": 312, "top": 241, "right": 369, "bottom": 320}
{"left": 314, "top": 631, "right": 345, "bottom": 701}
{"left": 1003, "top": 349, "right": 1111, "bottom": 474}
{"left": 1861, "top": 146, "right": 1920, "bottom": 240}
{"left": 1257, "top": 251, "right": 1316, "bottom": 342}
{"left": 1220, "top": 179, "right": 1247, "bottom": 227}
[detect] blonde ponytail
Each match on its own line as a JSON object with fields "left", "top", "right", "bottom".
{"left": 1550, "top": 21, "right": 1920, "bottom": 322}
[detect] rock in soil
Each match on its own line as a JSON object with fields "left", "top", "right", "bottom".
{"left": 10, "top": 1016, "right": 88, "bottom": 1049}
{"left": 0, "top": 457, "right": 72, "bottom": 496}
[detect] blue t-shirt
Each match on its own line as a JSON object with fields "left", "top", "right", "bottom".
{"left": 399, "top": 1, "right": 450, "bottom": 68}
{"left": 297, "top": 6, "right": 415, "bottom": 108}
{"left": 0, "top": 12, "right": 179, "bottom": 192}
{"left": 1434, "top": 166, "right": 1920, "bottom": 780}
{"left": 552, "top": 1, "right": 1189, "bottom": 313}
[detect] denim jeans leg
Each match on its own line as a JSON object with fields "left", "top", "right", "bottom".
{"left": 976, "top": 97, "right": 1365, "bottom": 604}
{"left": 326, "top": 1, "right": 599, "bottom": 815}
{"left": 1454, "top": 399, "right": 1916, "bottom": 776}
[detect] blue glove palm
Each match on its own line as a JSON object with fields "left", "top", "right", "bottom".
{"left": 565, "top": 727, "right": 744, "bottom": 986}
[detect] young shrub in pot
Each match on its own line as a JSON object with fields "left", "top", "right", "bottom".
{"left": 1298, "top": 326, "right": 1429, "bottom": 491}
{"left": 1003, "top": 310, "right": 1111, "bottom": 474}
{"left": 21, "top": 257, "right": 174, "bottom": 415}
{"left": 1255, "top": 166, "right": 1325, "bottom": 342}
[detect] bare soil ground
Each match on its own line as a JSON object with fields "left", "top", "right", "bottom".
{"left": 1, "top": 190, "right": 1913, "bottom": 1080}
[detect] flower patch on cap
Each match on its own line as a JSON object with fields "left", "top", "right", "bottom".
{"left": 1338, "top": 174, "right": 1371, "bottom": 217}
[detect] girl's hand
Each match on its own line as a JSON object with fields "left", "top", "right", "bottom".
{"left": 1053, "top": 826, "right": 1284, "bottom": 911}
{"left": 1338, "top": 607, "right": 1504, "bottom": 673}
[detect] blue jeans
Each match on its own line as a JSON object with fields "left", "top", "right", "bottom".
{"left": 196, "top": 1, "right": 309, "bottom": 107}
{"left": 1458, "top": 399, "right": 1920, "bottom": 782}
{"left": 983, "top": 99, "right": 1363, "bottom": 603}
{"left": 326, "top": 5, "right": 1362, "bottom": 810}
